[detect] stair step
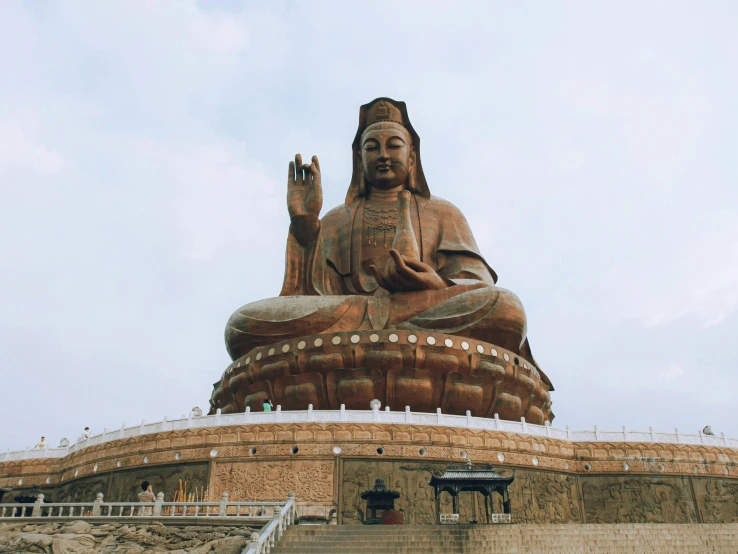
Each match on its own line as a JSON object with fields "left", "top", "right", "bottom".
{"left": 270, "top": 523, "right": 738, "bottom": 554}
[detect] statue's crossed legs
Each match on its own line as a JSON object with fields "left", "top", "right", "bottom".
{"left": 225, "top": 284, "right": 528, "bottom": 362}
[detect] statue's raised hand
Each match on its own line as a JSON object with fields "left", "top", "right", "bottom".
{"left": 288, "top": 154, "right": 323, "bottom": 245}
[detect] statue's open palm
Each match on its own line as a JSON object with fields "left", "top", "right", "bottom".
{"left": 288, "top": 154, "right": 323, "bottom": 220}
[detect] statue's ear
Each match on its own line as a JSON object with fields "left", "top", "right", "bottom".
{"left": 408, "top": 149, "right": 419, "bottom": 194}
{"left": 357, "top": 154, "right": 367, "bottom": 197}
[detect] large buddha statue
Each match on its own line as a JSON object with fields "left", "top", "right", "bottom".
{"left": 210, "top": 98, "right": 554, "bottom": 423}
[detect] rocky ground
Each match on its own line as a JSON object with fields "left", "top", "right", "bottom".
{"left": 0, "top": 520, "right": 255, "bottom": 553}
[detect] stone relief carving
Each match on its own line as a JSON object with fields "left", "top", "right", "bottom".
{"left": 108, "top": 463, "right": 209, "bottom": 502}
{"left": 50, "top": 463, "right": 210, "bottom": 503}
{"left": 57, "top": 475, "right": 110, "bottom": 503}
{"left": 341, "top": 461, "right": 580, "bottom": 525}
{"left": 214, "top": 461, "right": 334, "bottom": 502}
{"left": 693, "top": 477, "right": 738, "bottom": 523}
{"left": 510, "top": 471, "right": 580, "bottom": 523}
{"left": 581, "top": 476, "right": 697, "bottom": 523}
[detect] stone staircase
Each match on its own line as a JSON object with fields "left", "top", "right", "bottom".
{"left": 271, "top": 524, "right": 738, "bottom": 553}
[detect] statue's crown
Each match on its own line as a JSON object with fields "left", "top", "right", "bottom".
{"left": 366, "top": 100, "right": 405, "bottom": 127}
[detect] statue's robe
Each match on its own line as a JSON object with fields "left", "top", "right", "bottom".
{"left": 225, "top": 193, "right": 535, "bottom": 363}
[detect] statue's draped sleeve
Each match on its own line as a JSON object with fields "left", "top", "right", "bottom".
{"left": 279, "top": 219, "right": 343, "bottom": 296}
{"left": 426, "top": 197, "right": 498, "bottom": 286}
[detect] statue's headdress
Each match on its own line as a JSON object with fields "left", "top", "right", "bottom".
{"left": 346, "top": 98, "right": 430, "bottom": 204}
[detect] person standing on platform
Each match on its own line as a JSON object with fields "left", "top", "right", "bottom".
{"left": 32, "top": 437, "right": 46, "bottom": 449}
{"left": 263, "top": 398, "right": 274, "bottom": 412}
{"left": 138, "top": 481, "right": 156, "bottom": 515}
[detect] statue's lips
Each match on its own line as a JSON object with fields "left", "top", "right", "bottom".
{"left": 377, "top": 165, "right": 391, "bottom": 172}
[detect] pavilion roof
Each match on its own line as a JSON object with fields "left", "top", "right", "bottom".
{"left": 429, "top": 463, "right": 514, "bottom": 484}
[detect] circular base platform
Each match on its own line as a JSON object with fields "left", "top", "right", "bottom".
{"left": 210, "top": 330, "right": 553, "bottom": 423}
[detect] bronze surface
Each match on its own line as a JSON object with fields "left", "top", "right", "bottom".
{"left": 213, "top": 98, "right": 548, "bottom": 420}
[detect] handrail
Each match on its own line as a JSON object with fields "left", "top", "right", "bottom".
{"left": 0, "top": 492, "right": 286, "bottom": 521}
{"left": 243, "top": 493, "right": 296, "bottom": 554}
{"left": 2, "top": 407, "right": 736, "bottom": 462}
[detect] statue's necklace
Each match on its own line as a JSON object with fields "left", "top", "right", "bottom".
{"left": 364, "top": 205, "right": 398, "bottom": 249}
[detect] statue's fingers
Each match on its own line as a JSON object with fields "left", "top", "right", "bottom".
{"left": 312, "top": 155, "right": 321, "bottom": 174}
{"left": 389, "top": 249, "right": 414, "bottom": 277}
{"left": 295, "top": 154, "right": 304, "bottom": 186}
{"left": 369, "top": 265, "right": 393, "bottom": 292}
{"left": 402, "top": 256, "right": 432, "bottom": 273}
{"left": 288, "top": 161, "right": 296, "bottom": 187}
{"left": 310, "top": 159, "right": 321, "bottom": 186}
{"left": 301, "top": 163, "right": 312, "bottom": 185}
{"left": 383, "top": 259, "right": 407, "bottom": 291}
{"left": 388, "top": 257, "right": 415, "bottom": 289}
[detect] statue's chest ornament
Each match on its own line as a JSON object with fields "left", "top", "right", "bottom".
{"left": 364, "top": 206, "right": 398, "bottom": 249}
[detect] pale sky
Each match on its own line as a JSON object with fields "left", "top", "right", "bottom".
{"left": 1, "top": 1, "right": 737, "bottom": 451}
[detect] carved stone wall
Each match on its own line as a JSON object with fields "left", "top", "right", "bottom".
{"left": 693, "top": 477, "right": 738, "bottom": 523}
{"left": 214, "top": 460, "right": 334, "bottom": 503}
{"left": 2, "top": 422, "right": 738, "bottom": 524}
{"left": 108, "top": 463, "right": 209, "bottom": 502}
{"left": 581, "top": 475, "right": 697, "bottom": 523}
{"left": 341, "top": 460, "right": 580, "bottom": 525}
{"left": 511, "top": 470, "right": 581, "bottom": 523}
{"left": 43, "top": 463, "right": 208, "bottom": 502}
{"left": 56, "top": 474, "right": 110, "bottom": 503}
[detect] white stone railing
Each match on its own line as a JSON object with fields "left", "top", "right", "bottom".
{"left": 0, "top": 491, "right": 286, "bottom": 522}
{"left": 2, "top": 407, "right": 736, "bottom": 462}
{"left": 244, "top": 493, "right": 296, "bottom": 554}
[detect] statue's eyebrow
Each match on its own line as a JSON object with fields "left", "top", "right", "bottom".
{"left": 362, "top": 137, "right": 380, "bottom": 146}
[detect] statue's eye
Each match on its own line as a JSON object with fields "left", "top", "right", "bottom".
{"left": 364, "top": 143, "right": 378, "bottom": 151}
{"left": 388, "top": 138, "right": 405, "bottom": 149}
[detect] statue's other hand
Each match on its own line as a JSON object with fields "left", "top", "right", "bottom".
{"left": 288, "top": 154, "right": 323, "bottom": 245}
{"left": 288, "top": 153, "right": 323, "bottom": 220}
{"left": 369, "top": 249, "right": 447, "bottom": 293}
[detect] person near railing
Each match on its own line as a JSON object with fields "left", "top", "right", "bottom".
{"left": 138, "top": 481, "right": 156, "bottom": 515}
{"left": 263, "top": 397, "right": 274, "bottom": 412}
{"left": 32, "top": 436, "right": 46, "bottom": 450}
{"left": 84, "top": 427, "right": 90, "bottom": 439}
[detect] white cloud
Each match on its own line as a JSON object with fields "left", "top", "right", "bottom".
{"left": 658, "top": 364, "right": 685, "bottom": 383}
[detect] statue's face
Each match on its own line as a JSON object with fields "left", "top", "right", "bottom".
{"left": 360, "top": 122, "right": 415, "bottom": 189}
